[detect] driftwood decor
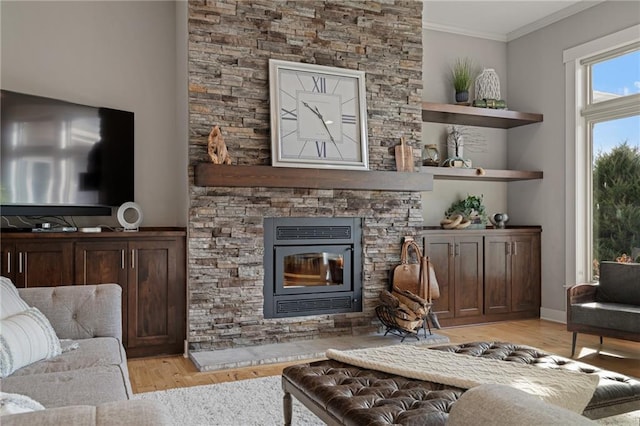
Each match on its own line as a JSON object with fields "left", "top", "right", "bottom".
{"left": 207, "top": 125, "right": 232, "bottom": 165}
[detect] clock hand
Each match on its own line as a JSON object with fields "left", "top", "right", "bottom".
{"left": 314, "top": 107, "right": 337, "bottom": 145}
{"left": 301, "top": 101, "right": 336, "bottom": 145}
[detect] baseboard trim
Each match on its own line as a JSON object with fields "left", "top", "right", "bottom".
{"left": 540, "top": 308, "right": 566, "bottom": 324}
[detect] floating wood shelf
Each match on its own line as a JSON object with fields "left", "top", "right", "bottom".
{"left": 420, "top": 166, "right": 542, "bottom": 182}
{"left": 422, "top": 102, "right": 543, "bottom": 129}
{"left": 195, "top": 164, "right": 434, "bottom": 192}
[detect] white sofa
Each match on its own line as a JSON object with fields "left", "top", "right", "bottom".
{"left": 1, "top": 280, "right": 169, "bottom": 425}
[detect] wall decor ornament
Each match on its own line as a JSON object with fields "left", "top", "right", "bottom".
{"left": 474, "top": 68, "right": 501, "bottom": 102}
{"left": 269, "top": 59, "right": 369, "bottom": 170}
{"left": 207, "top": 125, "right": 232, "bottom": 165}
{"left": 442, "top": 126, "right": 471, "bottom": 168}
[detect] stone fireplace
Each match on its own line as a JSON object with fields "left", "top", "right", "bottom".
{"left": 263, "top": 217, "right": 363, "bottom": 318}
{"left": 187, "top": 0, "right": 424, "bottom": 352}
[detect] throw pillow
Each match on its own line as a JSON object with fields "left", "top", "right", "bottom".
{"left": 0, "top": 307, "right": 62, "bottom": 378}
{"left": 0, "top": 392, "right": 45, "bottom": 416}
{"left": 0, "top": 277, "right": 30, "bottom": 320}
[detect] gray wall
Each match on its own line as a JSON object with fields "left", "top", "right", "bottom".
{"left": 507, "top": 1, "right": 640, "bottom": 318}
{"left": 0, "top": 1, "right": 188, "bottom": 227}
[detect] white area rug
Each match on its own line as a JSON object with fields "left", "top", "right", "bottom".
{"left": 135, "top": 375, "right": 640, "bottom": 426}
{"left": 135, "top": 376, "right": 321, "bottom": 426}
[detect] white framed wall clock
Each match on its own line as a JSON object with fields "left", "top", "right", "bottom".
{"left": 269, "top": 59, "right": 369, "bottom": 170}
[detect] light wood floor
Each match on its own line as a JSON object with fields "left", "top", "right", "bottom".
{"left": 128, "top": 319, "right": 640, "bottom": 394}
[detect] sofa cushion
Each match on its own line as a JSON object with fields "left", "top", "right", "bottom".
{"left": 18, "top": 285, "right": 122, "bottom": 341}
{"left": 0, "top": 277, "right": 30, "bottom": 320}
{"left": 0, "top": 307, "right": 62, "bottom": 378}
{"left": 596, "top": 261, "right": 640, "bottom": 305}
{"left": 570, "top": 302, "right": 640, "bottom": 334}
{"left": 9, "top": 337, "right": 125, "bottom": 376}
{"left": 1, "top": 365, "right": 130, "bottom": 408}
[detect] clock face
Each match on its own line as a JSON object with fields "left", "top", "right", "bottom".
{"left": 270, "top": 60, "right": 368, "bottom": 170}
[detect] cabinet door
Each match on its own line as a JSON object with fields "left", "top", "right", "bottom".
{"left": 484, "top": 236, "right": 511, "bottom": 314}
{"left": 454, "top": 236, "right": 483, "bottom": 317}
{"left": 1, "top": 241, "right": 16, "bottom": 282}
{"left": 14, "top": 242, "right": 73, "bottom": 287}
{"left": 424, "top": 235, "right": 455, "bottom": 319}
{"left": 75, "top": 241, "right": 129, "bottom": 346}
{"left": 511, "top": 234, "right": 541, "bottom": 312}
{"left": 127, "top": 239, "right": 185, "bottom": 356}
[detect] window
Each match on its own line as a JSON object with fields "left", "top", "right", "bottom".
{"left": 582, "top": 47, "right": 640, "bottom": 278}
{"left": 564, "top": 25, "right": 640, "bottom": 287}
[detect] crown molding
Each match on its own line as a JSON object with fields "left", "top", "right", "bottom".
{"left": 506, "top": 1, "right": 605, "bottom": 42}
{"left": 422, "top": 22, "right": 507, "bottom": 42}
{"left": 422, "top": 1, "right": 605, "bottom": 43}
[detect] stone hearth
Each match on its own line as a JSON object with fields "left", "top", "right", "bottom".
{"left": 187, "top": 1, "right": 424, "bottom": 352}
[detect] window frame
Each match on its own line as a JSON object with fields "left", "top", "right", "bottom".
{"left": 564, "top": 25, "right": 640, "bottom": 289}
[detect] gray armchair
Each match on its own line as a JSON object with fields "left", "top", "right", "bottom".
{"left": 567, "top": 261, "right": 640, "bottom": 357}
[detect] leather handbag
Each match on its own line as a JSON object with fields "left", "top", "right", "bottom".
{"left": 392, "top": 239, "right": 422, "bottom": 295}
{"left": 392, "top": 238, "right": 440, "bottom": 302}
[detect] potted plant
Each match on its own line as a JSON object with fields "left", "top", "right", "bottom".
{"left": 450, "top": 57, "right": 477, "bottom": 104}
{"left": 444, "top": 194, "right": 487, "bottom": 229}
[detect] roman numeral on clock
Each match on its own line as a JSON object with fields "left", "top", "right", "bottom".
{"left": 281, "top": 108, "right": 297, "bottom": 120}
{"left": 342, "top": 114, "right": 356, "bottom": 124}
{"left": 315, "top": 141, "right": 327, "bottom": 158}
{"left": 312, "top": 76, "right": 326, "bottom": 93}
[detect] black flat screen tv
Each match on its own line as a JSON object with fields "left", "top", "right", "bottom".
{"left": 1, "top": 90, "right": 134, "bottom": 216}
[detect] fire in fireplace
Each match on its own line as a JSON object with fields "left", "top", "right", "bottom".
{"left": 263, "top": 217, "right": 363, "bottom": 318}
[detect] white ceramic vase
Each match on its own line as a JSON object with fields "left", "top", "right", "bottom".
{"left": 475, "top": 68, "right": 501, "bottom": 100}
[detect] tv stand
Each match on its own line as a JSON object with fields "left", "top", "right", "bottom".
{"left": 1, "top": 227, "right": 186, "bottom": 358}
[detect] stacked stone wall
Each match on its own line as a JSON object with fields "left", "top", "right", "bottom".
{"left": 188, "top": 0, "right": 423, "bottom": 350}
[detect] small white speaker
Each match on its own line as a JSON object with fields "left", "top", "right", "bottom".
{"left": 117, "top": 202, "right": 143, "bottom": 231}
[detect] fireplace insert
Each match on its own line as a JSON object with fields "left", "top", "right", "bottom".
{"left": 263, "top": 217, "right": 363, "bottom": 318}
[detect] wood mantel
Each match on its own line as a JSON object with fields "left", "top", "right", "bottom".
{"left": 194, "top": 164, "right": 433, "bottom": 192}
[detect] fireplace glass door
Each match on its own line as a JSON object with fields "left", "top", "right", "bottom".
{"left": 274, "top": 245, "right": 352, "bottom": 295}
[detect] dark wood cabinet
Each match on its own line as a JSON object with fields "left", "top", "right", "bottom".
{"left": 484, "top": 236, "right": 512, "bottom": 314}
{"left": 75, "top": 241, "right": 130, "bottom": 346}
{"left": 2, "top": 229, "right": 186, "bottom": 358}
{"left": 125, "top": 239, "right": 185, "bottom": 358}
{"left": 485, "top": 233, "right": 541, "bottom": 314}
{"left": 423, "top": 235, "right": 455, "bottom": 319}
{"left": 510, "top": 234, "right": 541, "bottom": 312}
{"left": 454, "top": 237, "right": 483, "bottom": 318}
{"left": 424, "top": 235, "right": 483, "bottom": 320}
{"left": 3, "top": 241, "right": 74, "bottom": 288}
{"left": 422, "top": 227, "right": 541, "bottom": 327}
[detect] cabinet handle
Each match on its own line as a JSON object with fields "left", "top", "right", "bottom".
{"left": 23, "top": 252, "right": 27, "bottom": 284}
{"left": 18, "top": 252, "right": 23, "bottom": 274}
{"left": 454, "top": 243, "right": 460, "bottom": 257}
{"left": 131, "top": 249, "right": 135, "bottom": 269}
{"left": 121, "top": 250, "right": 125, "bottom": 270}
{"left": 6, "top": 252, "right": 10, "bottom": 274}
{"left": 506, "top": 242, "right": 511, "bottom": 255}
{"left": 513, "top": 242, "right": 518, "bottom": 256}
{"left": 449, "top": 243, "right": 454, "bottom": 257}
{"left": 83, "top": 251, "right": 87, "bottom": 284}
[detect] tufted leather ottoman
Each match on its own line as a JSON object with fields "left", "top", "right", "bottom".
{"left": 282, "top": 341, "right": 640, "bottom": 425}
